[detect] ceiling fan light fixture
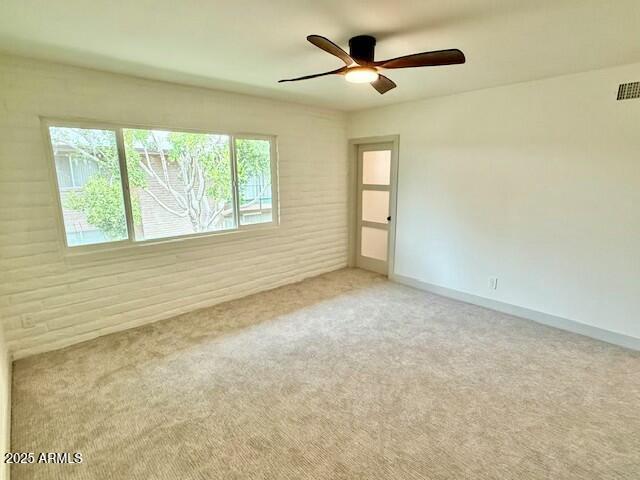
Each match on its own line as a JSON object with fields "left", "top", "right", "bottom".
{"left": 278, "top": 35, "right": 465, "bottom": 95}
{"left": 345, "top": 66, "right": 379, "bottom": 84}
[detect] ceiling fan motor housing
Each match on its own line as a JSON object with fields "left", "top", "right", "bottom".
{"left": 349, "top": 35, "right": 376, "bottom": 64}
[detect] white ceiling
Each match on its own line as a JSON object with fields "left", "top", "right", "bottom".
{"left": 1, "top": 0, "right": 639, "bottom": 111}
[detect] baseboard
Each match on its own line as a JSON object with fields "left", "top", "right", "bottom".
{"left": 390, "top": 273, "right": 640, "bottom": 351}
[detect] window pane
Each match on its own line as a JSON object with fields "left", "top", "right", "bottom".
{"left": 362, "top": 150, "right": 391, "bottom": 185}
{"left": 123, "top": 129, "right": 235, "bottom": 241}
{"left": 49, "top": 126, "right": 128, "bottom": 246}
{"left": 235, "top": 138, "right": 273, "bottom": 225}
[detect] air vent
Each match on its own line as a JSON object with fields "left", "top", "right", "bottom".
{"left": 617, "top": 81, "right": 640, "bottom": 100}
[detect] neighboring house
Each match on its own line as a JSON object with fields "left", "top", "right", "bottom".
{"left": 54, "top": 151, "right": 109, "bottom": 246}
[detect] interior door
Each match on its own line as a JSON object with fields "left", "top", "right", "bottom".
{"left": 356, "top": 143, "right": 393, "bottom": 275}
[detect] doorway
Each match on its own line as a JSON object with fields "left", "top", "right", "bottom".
{"left": 350, "top": 137, "right": 399, "bottom": 276}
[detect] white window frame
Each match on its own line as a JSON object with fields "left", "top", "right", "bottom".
{"left": 42, "top": 118, "right": 279, "bottom": 255}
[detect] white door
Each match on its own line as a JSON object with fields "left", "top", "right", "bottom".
{"left": 356, "top": 143, "right": 394, "bottom": 275}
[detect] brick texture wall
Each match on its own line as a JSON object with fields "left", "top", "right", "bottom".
{"left": 0, "top": 55, "right": 349, "bottom": 359}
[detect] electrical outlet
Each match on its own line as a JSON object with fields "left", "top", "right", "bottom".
{"left": 488, "top": 277, "right": 498, "bottom": 290}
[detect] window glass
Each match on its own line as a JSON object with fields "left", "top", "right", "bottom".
{"left": 235, "top": 138, "right": 273, "bottom": 225}
{"left": 49, "top": 126, "right": 128, "bottom": 246}
{"left": 47, "top": 124, "right": 277, "bottom": 248}
{"left": 123, "top": 129, "right": 235, "bottom": 241}
{"left": 71, "top": 155, "right": 100, "bottom": 187}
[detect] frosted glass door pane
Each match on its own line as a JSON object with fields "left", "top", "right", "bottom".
{"left": 362, "top": 190, "right": 389, "bottom": 224}
{"left": 361, "top": 226, "right": 388, "bottom": 261}
{"left": 362, "top": 150, "right": 391, "bottom": 185}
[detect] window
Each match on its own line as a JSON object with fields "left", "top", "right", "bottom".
{"left": 236, "top": 138, "right": 273, "bottom": 225}
{"left": 49, "top": 127, "right": 128, "bottom": 246}
{"left": 123, "top": 129, "right": 236, "bottom": 241}
{"left": 47, "top": 123, "right": 277, "bottom": 248}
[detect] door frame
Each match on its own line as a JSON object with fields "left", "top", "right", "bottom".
{"left": 347, "top": 135, "right": 400, "bottom": 277}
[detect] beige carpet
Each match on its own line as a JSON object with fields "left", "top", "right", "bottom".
{"left": 11, "top": 268, "right": 640, "bottom": 479}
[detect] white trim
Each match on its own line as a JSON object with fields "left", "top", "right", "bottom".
{"left": 391, "top": 273, "right": 640, "bottom": 351}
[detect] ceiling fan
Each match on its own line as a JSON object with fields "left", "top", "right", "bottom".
{"left": 279, "top": 35, "right": 466, "bottom": 94}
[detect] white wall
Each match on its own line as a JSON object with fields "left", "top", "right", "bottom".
{"left": 349, "top": 63, "right": 640, "bottom": 341}
{"left": 0, "top": 55, "right": 349, "bottom": 359}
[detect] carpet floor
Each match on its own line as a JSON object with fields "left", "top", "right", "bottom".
{"left": 11, "top": 268, "right": 640, "bottom": 479}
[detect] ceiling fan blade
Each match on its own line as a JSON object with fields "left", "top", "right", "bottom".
{"left": 371, "top": 74, "right": 397, "bottom": 94}
{"left": 278, "top": 66, "right": 346, "bottom": 83}
{"left": 307, "top": 35, "right": 354, "bottom": 65}
{"left": 376, "top": 49, "right": 465, "bottom": 69}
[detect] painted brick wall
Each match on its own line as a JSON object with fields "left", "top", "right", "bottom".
{"left": 0, "top": 55, "right": 349, "bottom": 359}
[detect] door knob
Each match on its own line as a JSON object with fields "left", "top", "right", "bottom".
{"left": 387, "top": 216, "right": 391, "bottom": 221}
